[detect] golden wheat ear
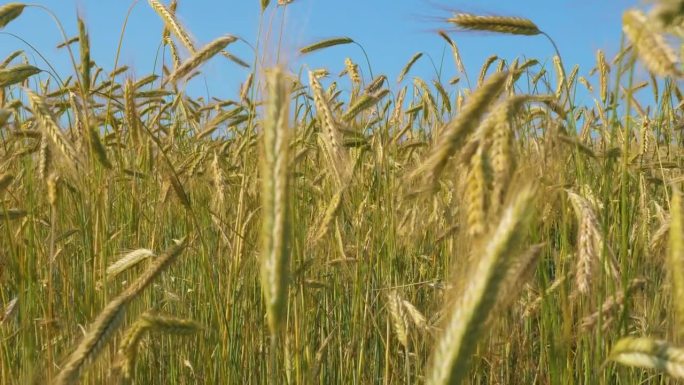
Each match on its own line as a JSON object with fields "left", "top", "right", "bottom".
{"left": 448, "top": 13, "right": 541, "bottom": 36}
{"left": 259, "top": 68, "right": 292, "bottom": 337}
{"left": 426, "top": 184, "right": 536, "bottom": 385}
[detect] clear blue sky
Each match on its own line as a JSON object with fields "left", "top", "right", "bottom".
{"left": 1, "top": 0, "right": 638, "bottom": 103}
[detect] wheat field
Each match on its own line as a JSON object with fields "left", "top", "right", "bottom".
{"left": 1, "top": 1, "right": 684, "bottom": 384}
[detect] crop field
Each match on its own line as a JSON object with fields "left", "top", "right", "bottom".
{"left": 1, "top": 0, "right": 684, "bottom": 384}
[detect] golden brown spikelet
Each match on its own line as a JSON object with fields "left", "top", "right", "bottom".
{"left": 477, "top": 94, "right": 546, "bottom": 212}
{"left": 121, "top": 237, "right": 188, "bottom": 299}
{"left": 414, "top": 77, "right": 438, "bottom": 118}
{"left": 567, "top": 189, "right": 619, "bottom": 294}
{"left": 54, "top": 238, "right": 187, "bottom": 385}
{"left": 478, "top": 55, "right": 498, "bottom": 86}
{"left": 311, "top": 187, "right": 345, "bottom": 244}
{"left": 141, "top": 313, "right": 202, "bottom": 335}
{"left": 308, "top": 70, "right": 351, "bottom": 187}
{"left": 117, "top": 318, "right": 148, "bottom": 382}
{"left": 123, "top": 79, "right": 141, "bottom": 145}
{"left": 387, "top": 290, "right": 410, "bottom": 348}
{"left": 106, "top": 249, "right": 156, "bottom": 279}
{"left": 552, "top": 55, "right": 564, "bottom": 100}
{"left": 165, "top": 35, "right": 237, "bottom": 84}
{"left": 26, "top": 89, "right": 80, "bottom": 173}
{"left": 448, "top": 13, "right": 541, "bottom": 36}
{"left": 426, "top": 184, "right": 536, "bottom": 385}
{"left": 364, "top": 74, "right": 386, "bottom": 94}
{"left": 342, "top": 90, "right": 385, "bottom": 121}
{"left": 438, "top": 30, "right": 466, "bottom": 75}
{"left": 147, "top": 0, "right": 196, "bottom": 53}
{"left": 164, "top": 35, "right": 182, "bottom": 70}
{"left": 210, "top": 153, "right": 226, "bottom": 212}
{"left": 609, "top": 337, "right": 684, "bottom": 378}
{"left": 53, "top": 296, "right": 128, "bottom": 385}
{"left": 116, "top": 313, "right": 200, "bottom": 382}
{"left": 409, "top": 71, "right": 508, "bottom": 183}
{"left": 623, "top": 9, "right": 682, "bottom": 78}
{"left": 344, "top": 57, "right": 361, "bottom": 87}
{"left": 161, "top": 0, "right": 177, "bottom": 42}
{"left": 397, "top": 52, "right": 423, "bottom": 83}
{"left": 390, "top": 86, "right": 407, "bottom": 125}
{"left": 465, "top": 145, "right": 489, "bottom": 237}
{"left": 596, "top": 50, "right": 609, "bottom": 103}
{"left": 259, "top": 68, "right": 291, "bottom": 336}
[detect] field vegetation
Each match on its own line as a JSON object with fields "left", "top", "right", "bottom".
{"left": 1, "top": 0, "right": 684, "bottom": 384}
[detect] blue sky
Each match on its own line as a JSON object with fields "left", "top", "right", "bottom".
{"left": 1, "top": 0, "right": 639, "bottom": 103}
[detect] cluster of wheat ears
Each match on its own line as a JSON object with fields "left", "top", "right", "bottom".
{"left": 1, "top": 0, "right": 684, "bottom": 383}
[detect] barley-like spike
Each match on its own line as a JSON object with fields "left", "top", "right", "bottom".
{"left": 260, "top": 68, "right": 291, "bottom": 336}
{"left": 312, "top": 187, "right": 345, "bottom": 243}
{"left": 426, "top": 184, "right": 536, "bottom": 385}
{"left": 106, "top": 249, "right": 156, "bottom": 279}
{"left": 670, "top": 187, "right": 684, "bottom": 341}
{"left": 53, "top": 296, "right": 128, "bottom": 385}
{"left": 387, "top": 290, "right": 410, "bottom": 348}
{"left": 122, "top": 237, "right": 188, "bottom": 299}
{"left": 478, "top": 55, "right": 499, "bottom": 86}
{"left": 438, "top": 30, "right": 466, "bottom": 75}
{"left": 26, "top": 89, "right": 80, "bottom": 172}
{"left": 465, "top": 145, "right": 489, "bottom": 237}
{"left": 596, "top": 50, "right": 609, "bottom": 103}
{"left": 0, "top": 64, "right": 40, "bottom": 88}
{"left": 147, "top": 0, "right": 196, "bottom": 53}
{"left": 342, "top": 92, "right": 383, "bottom": 121}
{"left": 623, "top": 9, "right": 682, "bottom": 78}
{"left": 141, "top": 313, "right": 202, "bottom": 335}
{"left": 448, "top": 13, "right": 541, "bottom": 36}
{"left": 410, "top": 71, "right": 508, "bottom": 183}
{"left": 0, "top": 3, "right": 25, "bottom": 30}
{"left": 77, "top": 16, "right": 90, "bottom": 95}
{"left": 308, "top": 70, "right": 351, "bottom": 187}
{"left": 300, "top": 37, "right": 353, "bottom": 54}
{"left": 166, "top": 35, "right": 237, "bottom": 84}
{"left": 609, "top": 337, "right": 684, "bottom": 378}
{"left": 397, "top": 52, "right": 423, "bottom": 83}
